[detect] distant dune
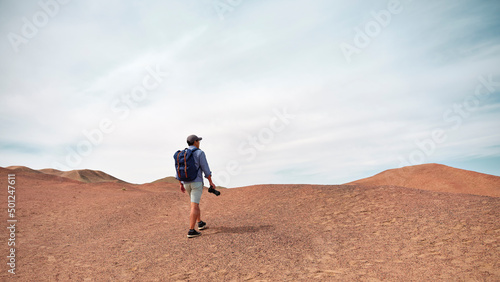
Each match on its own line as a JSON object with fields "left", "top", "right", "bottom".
{"left": 38, "top": 168, "right": 63, "bottom": 175}
{"left": 151, "top": 176, "right": 179, "bottom": 184}
{"left": 0, "top": 167, "right": 12, "bottom": 174}
{"left": 7, "top": 166, "right": 127, "bottom": 184}
{"left": 57, "top": 169, "right": 127, "bottom": 184}
{"left": 346, "top": 163, "right": 500, "bottom": 197}
{"left": 5, "top": 166, "right": 81, "bottom": 184}
{"left": 7, "top": 165, "right": 43, "bottom": 174}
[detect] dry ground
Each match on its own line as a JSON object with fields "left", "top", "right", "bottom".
{"left": 0, "top": 166, "right": 499, "bottom": 281}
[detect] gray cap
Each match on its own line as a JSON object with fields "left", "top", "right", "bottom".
{"left": 187, "top": 134, "right": 202, "bottom": 143}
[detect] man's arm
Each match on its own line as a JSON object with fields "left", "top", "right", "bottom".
{"left": 199, "top": 152, "right": 215, "bottom": 187}
{"left": 179, "top": 180, "right": 185, "bottom": 193}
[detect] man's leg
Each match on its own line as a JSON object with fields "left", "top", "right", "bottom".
{"left": 197, "top": 206, "right": 201, "bottom": 223}
{"left": 189, "top": 202, "right": 200, "bottom": 230}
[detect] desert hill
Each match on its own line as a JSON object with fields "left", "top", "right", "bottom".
{"left": 0, "top": 167, "right": 12, "bottom": 175}
{"left": 0, "top": 164, "right": 498, "bottom": 280}
{"left": 7, "top": 165, "right": 43, "bottom": 174}
{"left": 5, "top": 166, "right": 82, "bottom": 184}
{"left": 50, "top": 169, "right": 127, "bottom": 184}
{"left": 346, "top": 163, "right": 500, "bottom": 197}
{"left": 151, "top": 176, "right": 179, "bottom": 184}
{"left": 6, "top": 166, "right": 127, "bottom": 184}
{"left": 38, "top": 168, "right": 64, "bottom": 174}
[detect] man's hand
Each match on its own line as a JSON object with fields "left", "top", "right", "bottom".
{"left": 207, "top": 175, "right": 215, "bottom": 188}
{"left": 180, "top": 182, "right": 185, "bottom": 193}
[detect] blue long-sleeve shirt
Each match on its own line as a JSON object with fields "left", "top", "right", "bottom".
{"left": 180, "top": 145, "right": 212, "bottom": 184}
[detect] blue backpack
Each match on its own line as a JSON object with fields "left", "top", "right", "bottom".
{"left": 174, "top": 148, "right": 199, "bottom": 181}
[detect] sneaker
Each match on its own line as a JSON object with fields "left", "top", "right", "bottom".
{"left": 187, "top": 229, "right": 201, "bottom": 238}
{"left": 198, "top": 221, "right": 208, "bottom": 230}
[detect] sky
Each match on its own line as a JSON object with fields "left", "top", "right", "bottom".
{"left": 0, "top": 0, "right": 499, "bottom": 188}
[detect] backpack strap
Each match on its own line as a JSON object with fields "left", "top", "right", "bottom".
{"left": 183, "top": 150, "right": 188, "bottom": 178}
{"left": 176, "top": 151, "right": 181, "bottom": 179}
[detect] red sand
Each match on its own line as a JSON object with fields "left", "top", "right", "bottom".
{"left": 347, "top": 163, "right": 500, "bottom": 197}
{"left": 0, "top": 165, "right": 498, "bottom": 281}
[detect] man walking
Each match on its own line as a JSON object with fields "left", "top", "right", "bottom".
{"left": 177, "top": 134, "right": 215, "bottom": 238}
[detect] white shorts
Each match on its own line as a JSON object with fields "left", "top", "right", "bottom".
{"left": 184, "top": 182, "right": 203, "bottom": 203}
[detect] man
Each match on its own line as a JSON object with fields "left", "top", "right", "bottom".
{"left": 178, "top": 134, "right": 215, "bottom": 238}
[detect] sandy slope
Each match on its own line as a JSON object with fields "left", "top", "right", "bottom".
{"left": 9, "top": 166, "right": 126, "bottom": 184}
{"left": 151, "top": 176, "right": 179, "bottom": 184}
{"left": 346, "top": 163, "right": 500, "bottom": 197}
{"left": 0, "top": 166, "right": 498, "bottom": 281}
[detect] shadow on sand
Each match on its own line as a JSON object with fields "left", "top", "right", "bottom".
{"left": 206, "top": 225, "right": 273, "bottom": 235}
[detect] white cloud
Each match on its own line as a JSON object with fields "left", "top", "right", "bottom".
{"left": 1, "top": 0, "right": 499, "bottom": 187}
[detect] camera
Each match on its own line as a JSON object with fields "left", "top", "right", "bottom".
{"left": 208, "top": 185, "right": 221, "bottom": 196}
